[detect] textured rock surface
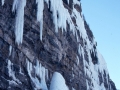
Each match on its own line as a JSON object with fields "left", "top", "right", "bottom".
{"left": 0, "top": 0, "right": 117, "bottom": 90}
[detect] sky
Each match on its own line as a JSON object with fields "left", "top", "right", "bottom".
{"left": 81, "top": 0, "right": 120, "bottom": 89}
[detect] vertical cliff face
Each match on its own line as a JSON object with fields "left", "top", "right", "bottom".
{"left": 0, "top": 0, "right": 117, "bottom": 90}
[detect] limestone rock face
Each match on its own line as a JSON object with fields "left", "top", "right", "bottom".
{"left": 0, "top": 0, "right": 117, "bottom": 90}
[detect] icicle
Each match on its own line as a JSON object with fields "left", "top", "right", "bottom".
{"left": 26, "top": 59, "right": 48, "bottom": 90}
{"left": 9, "top": 45, "right": 12, "bottom": 56}
{"left": 45, "top": 69, "right": 49, "bottom": 80}
{"left": 12, "top": 0, "right": 26, "bottom": 45}
{"left": 12, "top": 0, "right": 18, "bottom": 12}
{"left": 44, "top": 0, "right": 49, "bottom": 7}
{"left": 7, "top": 59, "right": 21, "bottom": 84}
{"left": 26, "top": 59, "right": 32, "bottom": 77}
{"left": 72, "top": 72, "right": 74, "bottom": 78}
{"left": 78, "top": 44, "right": 81, "bottom": 56}
{"left": 77, "top": 56, "right": 79, "bottom": 65}
{"left": 35, "top": 60, "right": 40, "bottom": 77}
{"left": 76, "top": 30, "right": 79, "bottom": 42}
{"left": 7, "top": 60, "right": 12, "bottom": 77}
{"left": 50, "top": 0, "right": 57, "bottom": 32}
{"left": 86, "top": 79, "right": 89, "bottom": 90}
{"left": 1, "top": 0, "right": 4, "bottom": 6}
{"left": 67, "top": 0, "right": 69, "bottom": 4}
{"left": 36, "top": 0, "right": 44, "bottom": 41}
{"left": 19, "top": 67, "right": 24, "bottom": 75}
{"left": 72, "top": 87, "right": 75, "bottom": 90}
{"left": 40, "top": 67, "right": 48, "bottom": 90}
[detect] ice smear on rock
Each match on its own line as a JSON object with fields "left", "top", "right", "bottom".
{"left": 27, "top": 59, "right": 48, "bottom": 90}
{"left": 82, "top": 46, "right": 109, "bottom": 90}
{"left": 7, "top": 60, "right": 21, "bottom": 84}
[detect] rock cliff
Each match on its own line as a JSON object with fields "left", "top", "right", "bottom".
{"left": 0, "top": 0, "right": 117, "bottom": 90}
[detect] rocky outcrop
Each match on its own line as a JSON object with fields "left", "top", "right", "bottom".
{"left": 0, "top": 0, "right": 117, "bottom": 90}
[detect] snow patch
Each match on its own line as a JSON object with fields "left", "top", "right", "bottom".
{"left": 97, "top": 50, "right": 108, "bottom": 74}
{"left": 50, "top": 72, "right": 69, "bottom": 90}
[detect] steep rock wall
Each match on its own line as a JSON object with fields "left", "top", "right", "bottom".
{"left": 0, "top": 0, "right": 117, "bottom": 90}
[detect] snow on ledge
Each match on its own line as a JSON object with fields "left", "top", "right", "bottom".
{"left": 50, "top": 72, "right": 69, "bottom": 90}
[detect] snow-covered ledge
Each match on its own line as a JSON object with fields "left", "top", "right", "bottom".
{"left": 50, "top": 72, "right": 69, "bottom": 90}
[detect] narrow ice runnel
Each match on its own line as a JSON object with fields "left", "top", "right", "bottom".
{"left": 12, "top": 0, "right": 26, "bottom": 45}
